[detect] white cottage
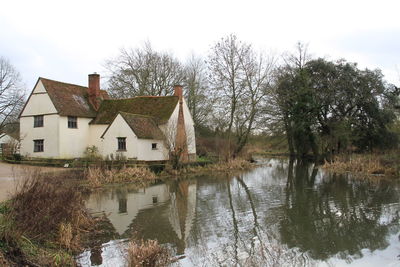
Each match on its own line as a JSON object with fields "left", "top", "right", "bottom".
{"left": 0, "top": 123, "right": 20, "bottom": 155}
{"left": 19, "top": 74, "right": 196, "bottom": 161}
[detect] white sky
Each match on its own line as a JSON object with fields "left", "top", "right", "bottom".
{"left": 1, "top": 0, "right": 399, "bottom": 91}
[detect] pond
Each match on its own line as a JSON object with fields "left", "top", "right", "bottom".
{"left": 76, "top": 158, "right": 400, "bottom": 266}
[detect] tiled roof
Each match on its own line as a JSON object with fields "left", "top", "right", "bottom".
{"left": 40, "top": 78, "right": 109, "bottom": 118}
{"left": 118, "top": 112, "right": 165, "bottom": 140}
{"left": 91, "top": 96, "right": 178, "bottom": 125}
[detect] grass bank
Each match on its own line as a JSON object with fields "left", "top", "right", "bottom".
{"left": 82, "top": 158, "right": 256, "bottom": 187}
{"left": 0, "top": 170, "right": 92, "bottom": 266}
{"left": 322, "top": 151, "right": 400, "bottom": 178}
{"left": 160, "top": 158, "right": 254, "bottom": 176}
{"left": 85, "top": 166, "right": 157, "bottom": 188}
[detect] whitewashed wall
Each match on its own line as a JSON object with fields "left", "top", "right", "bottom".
{"left": 21, "top": 81, "right": 57, "bottom": 116}
{"left": 162, "top": 99, "right": 196, "bottom": 156}
{"left": 101, "top": 114, "right": 167, "bottom": 161}
{"left": 19, "top": 115, "right": 60, "bottom": 158}
{"left": 182, "top": 98, "right": 196, "bottom": 155}
{"left": 0, "top": 134, "right": 16, "bottom": 144}
{"left": 136, "top": 139, "right": 166, "bottom": 161}
{"left": 20, "top": 80, "right": 60, "bottom": 158}
{"left": 58, "top": 116, "right": 92, "bottom": 158}
{"left": 88, "top": 124, "right": 108, "bottom": 156}
{"left": 102, "top": 114, "right": 138, "bottom": 159}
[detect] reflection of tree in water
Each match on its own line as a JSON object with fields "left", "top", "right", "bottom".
{"left": 280, "top": 159, "right": 400, "bottom": 260}
{"left": 191, "top": 172, "right": 311, "bottom": 267}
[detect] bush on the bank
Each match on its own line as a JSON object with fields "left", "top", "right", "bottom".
{"left": 9, "top": 170, "right": 91, "bottom": 245}
{"left": 127, "top": 239, "right": 170, "bottom": 267}
{"left": 85, "top": 167, "right": 157, "bottom": 187}
{"left": 323, "top": 151, "right": 399, "bottom": 178}
{"left": 161, "top": 158, "right": 253, "bottom": 176}
{"left": 0, "top": 170, "right": 91, "bottom": 266}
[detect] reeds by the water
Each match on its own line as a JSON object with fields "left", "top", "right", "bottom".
{"left": 126, "top": 239, "right": 170, "bottom": 267}
{"left": 85, "top": 166, "right": 157, "bottom": 187}
{"left": 170, "top": 159, "right": 253, "bottom": 176}
{"left": 0, "top": 169, "right": 93, "bottom": 266}
{"left": 323, "top": 152, "right": 399, "bottom": 178}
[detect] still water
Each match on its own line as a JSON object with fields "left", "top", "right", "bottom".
{"left": 77, "top": 158, "right": 400, "bottom": 266}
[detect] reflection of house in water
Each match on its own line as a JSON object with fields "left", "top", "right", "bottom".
{"left": 85, "top": 180, "right": 197, "bottom": 256}
{"left": 127, "top": 180, "right": 197, "bottom": 255}
{"left": 85, "top": 183, "right": 170, "bottom": 235}
{"left": 168, "top": 181, "right": 197, "bottom": 254}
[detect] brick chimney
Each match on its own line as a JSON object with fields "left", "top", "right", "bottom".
{"left": 174, "top": 85, "right": 183, "bottom": 103}
{"left": 173, "top": 84, "right": 188, "bottom": 162}
{"left": 88, "top": 73, "right": 101, "bottom": 110}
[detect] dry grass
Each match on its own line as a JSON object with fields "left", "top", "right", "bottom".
{"left": 85, "top": 166, "right": 157, "bottom": 188}
{"left": 0, "top": 169, "right": 94, "bottom": 266}
{"left": 126, "top": 239, "right": 170, "bottom": 267}
{"left": 323, "top": 152, "right": 399, "bottom": 178}
{"left": 175, "top": 158, "right": 253, "bottom": 176}
{"left": 9, "top": 170, "right": 92, "bottom": 247}
{"left": 0, "top": 250, "right": 10, "bottom": 266}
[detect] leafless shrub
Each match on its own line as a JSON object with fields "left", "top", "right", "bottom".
{"left": 126, "top": 239, "right": 171, "bottom": 267}
{"left": 9, "top": 170, "right": 92, "bottom": 247}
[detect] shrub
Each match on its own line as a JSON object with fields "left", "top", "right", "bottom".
{"left": 323, "top": 152, "right": 399, "bottom": 178}
{"left": 9, "top": 170, "right": 92, "bottom": 246}
{"left": 83, "top": 146, "right": 102, "bottom": 160}
{"left": 126, "top": 239, "right": 170, "bottom": 267}
{"left": 0, "top": 170, "right": 90, "bottom": 265}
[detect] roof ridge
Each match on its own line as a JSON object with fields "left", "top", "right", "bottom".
{"left": 119, "top": 111, "right": 156, "bottom": 119}
{"left": 134, "top": 95, "right": 177, "bottom": 98}
{"left": 40, "top": 77, "right": 88, "bottom": 90}
{"left": 104, "top": 95, "right": 178, "bottom": 102}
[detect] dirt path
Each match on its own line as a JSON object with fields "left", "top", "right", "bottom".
{"left": 0, "top": 162, "right": 64, "bottom": 202}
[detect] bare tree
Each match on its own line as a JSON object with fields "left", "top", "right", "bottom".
{"left": 208, "top": 35, "right": 275, "bottom": 157}
{"left": 234, "top": 49, "right": 275, "bottom": 155}
{"left": 105, "top": 42, "right": 184, "bottom": 98}
{"left": 183, "top": 54, "right": 213, "bottom": 127}
{"left": 208, "top": 34, "right": 249, "bottom": 136}
{"left": 0, "top": 57, "right": 25, "bottom": 132}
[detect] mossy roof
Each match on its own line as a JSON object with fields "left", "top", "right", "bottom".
{"left": 119, "top": 112, "right": 165, "bottom": 140}
{"left": 91, "top": 96, "right": 178, "bottom": 125}
{"left": 39, "top": 78, "right": 109, "bottom": 118}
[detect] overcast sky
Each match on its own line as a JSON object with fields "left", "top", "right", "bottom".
{"left": 1, "top": 0, "right": 399, "bottom": 92}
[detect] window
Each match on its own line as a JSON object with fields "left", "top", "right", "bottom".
{"left": 34, "top": 115, "right": 43, "bottom": 127}
{"left": 118, "top": 198, "right": 127, "bottom": 213}
{"left": 117, "top": 137, "right": 126, "bottom": 151}
{"left": 152, "top": 143, "right": 157, "bottom": 150}
{"left": 68, "top": 116, "right": 77, "bottom": 128}
{"left": 33, "top": 139, "right": 44, "bottom": 152}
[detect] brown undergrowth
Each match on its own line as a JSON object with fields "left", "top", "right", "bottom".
{"left": 85, "top": 166, "right": 157, "bottom": 188}
{"left": 323, "top": 152, "right": 400, "bottom": 178}
{"left": 126, "top": 239, "right": 171, "bottom": 267}
{"left": 182, "top": 159, "right": 253, "bottom": 174}
{"left": 0, "top": 169, "right": 93, "bottom": 266}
